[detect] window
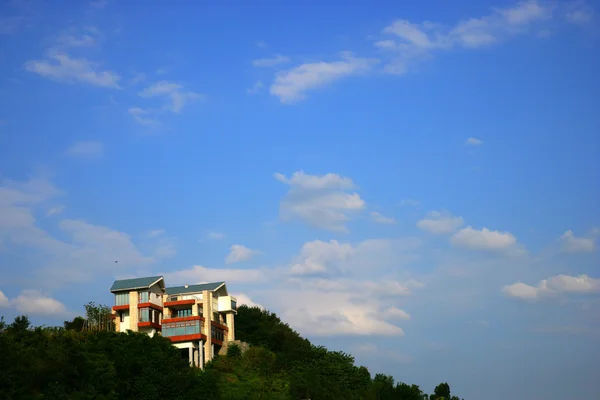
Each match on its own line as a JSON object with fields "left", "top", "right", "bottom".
{"left": 115, "top": 293, "right": 129, "bottom": 306}
{"left": 231, "top": 300, "right": 237, "bottom": 310}
{"left": 211, "top": 326, "right": 225, "bottom": 342}
{"left": 139, "top": 307, "right": 150, "bottom": 322}
{"left": 138, "top": 291, "right": 149, "bottom": 303}
{"left": 173, "top": 308, "right": 192, "bottom": 318}
{"left": 162, "top": 320, "right": 201, "bottom": 337}
{"left": 119, "top": 311, "right": 125, "bottom": 322}
{"left": 170, "top": 296, "right": 178, "bottom": 302}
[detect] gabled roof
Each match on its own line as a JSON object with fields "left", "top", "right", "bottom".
{"left": 166, "top": 282, "right": 226, "bottom": 295}
{"left": 110, "top": 276, "right": 164, "bottom": 293}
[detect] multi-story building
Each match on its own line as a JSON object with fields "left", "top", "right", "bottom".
{"left": 110, "top": 275, "right": 237, "bottom": 368}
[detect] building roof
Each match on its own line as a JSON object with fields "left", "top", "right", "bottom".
{"left": 110, "top": 276, "right": 164, "bottom": 292}
{"left": 166, "top": 282, "right": 225, "bottom": 295}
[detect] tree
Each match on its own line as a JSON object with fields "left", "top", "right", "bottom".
{"left": 64, "top": 316, "right": 85, "bottom": 331}
{"left": 432, "top": 382, "right": 451, "bottom": 400}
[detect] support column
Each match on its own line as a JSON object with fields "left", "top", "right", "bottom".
{"left": 199, "top": 340, "right": 205, "bottom": 369}
{"left": 203, "top": 290, "right": 212, "bottom": 362}
{"left": 128, "top": 291, "right": 138, "bottom": 332}
{"left": 226, "top": 312, "right": 235, "bottom": 341}
{"left": 188, "top": 347, "right": 193, "bottom": 367}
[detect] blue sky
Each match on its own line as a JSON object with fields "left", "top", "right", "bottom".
{"left": 1, "top": 0, "right": 599, "bottom": 398}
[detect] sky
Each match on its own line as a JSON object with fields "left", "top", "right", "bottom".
{"left": 0, "top": 0, "right": 599, "bottom": 398}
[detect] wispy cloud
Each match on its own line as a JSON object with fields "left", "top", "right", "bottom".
{"left": 376, "top": 0, "right": 553, "bottom": 73}
{"left": 247, "top": 80, "right": 264, "bottom": 94}
{"left": 207, "top": 232, "right": 225, "bottom": 240}
{"left": 270, "top": 52, "right": 378, "bottom": 103}
{"left": 138, "top": 81, "right": 202, "bottom": 113}
{"left": 25, "top": 51, "right": 121, "bottom": 88}
{"left": 565, "top": 1, "right": 594, "bottom": 25}
{"left": 371, "top": 211, "right": 396, "bottom": 225}
{"left": 466, "top": 137, "right": 483, "bottom": 145}
{"left": 503, "top": 274, "right": 600, "bottom": 300}
{"left": 252, "top": 54, "right": 291, "bottom": 67}
{"left": 65, "top": 141, "right": 104, "bottom": 158}
{"left": 128, "top": 107, "right": 160, "bottom": 127}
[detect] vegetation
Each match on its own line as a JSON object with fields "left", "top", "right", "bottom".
{"left": 0, "top": 304, "right": 463, "bottom": 400}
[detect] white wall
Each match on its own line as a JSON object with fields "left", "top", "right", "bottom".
{"left": 149, "top": 284, "right": 163, "bottom": 306}
{"left": 119, "top": 311, "right": 130, "bottom": 332}
{"left": 217, "top": 295, "right": 237, "bottom": 312}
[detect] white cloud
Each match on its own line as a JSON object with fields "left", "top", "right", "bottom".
{"left": 138, "top": 80, "right": 202, "bottom": 113}
{"left": 371, "top": 211, "right": 396, "bottom": 225}
{"left": 417, "top": 211, "right": 464, "bottom": 234}
{"left": 466, "top": 137, "right": 483, "bottom": 145}
{"left": 25, "top": 51, "right": 120, "bottom": 88}
{"left": 130, "top": 72, "right": 146, "bottom": 85}
{"left": 231, "top": 293, "right": 264, "bottom": 309}
{"left": 267, "top": 287, "right": 406, "bottom": 336}
{"left": 225, "top": 244, "right": 260, "bottom": 264}
{"left": 560, "top": 230, "right": 595, "bottom": 253}
{"left": 11, "top": 290, "right": 68, "bottom": 316}
{"left": 57, "top": 34, "right": 96, "bottom": 48}
{"left": 146, "top": 229, "right": 165, "bottom": 238}
{"left": 0, "top": 290, "right": 9, "bottom": 308}
{"left": 275, "top": 171, "right": 365, "bottom": 232}
{"left": 46, "top": 206, "right": 65, "bottom": 217}
{"left": 503, "top": 274, "right": 600, "bottom": 300}
{"left": 164, "top": 265, "right": 266, "bottom": 285}
{"left": 247, "top": 80, "right": 264, "bottom": 94}
{"left": 252, "top": 54, "right": 291, "bottom": 67}
{"left": 65, "top": 141, "right": 104, "bottom": 158}
{"left": 383, "top": 306, "right": 411, "bottom": 320}
{"left": 128, "top": 107, "right": 160, "bottom": 126}
{"left": 399, "top": 198, "right": 420, "bottom": 208}
{"left": 290, "top": 240, "right": 356, "bottom": 275}
{"left": 207, "top": 232, "right": 225, "bottom": 240}
{"left": 451, "top": 226, "right": 517, "bottom": 250}
{"left": 90, "top": 0, "right": 108, "bottom": 8}
{"left": 270, "top": 52, "right": 378, "bottom": 103}
{"left": 377, "top": 0, "right": 553, "bottom": 73}
{"left": 566, "top": 10, "right": 593, "bottom": 25}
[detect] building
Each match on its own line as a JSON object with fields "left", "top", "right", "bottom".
{"left": 110, "top": 275, "right": 237, "bottom": 367}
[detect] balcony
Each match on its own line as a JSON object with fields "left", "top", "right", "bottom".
{"left": 164, "top": 299, "right": 195, "bottom": 307}
{"left": 162, "top": 318, "right": 204, "bottom": 343}
{"left": 112, "top": 304, "right": 129, "bottom": 311}
{"left": 138, "top": 321, "right": 161, "bottom": 330}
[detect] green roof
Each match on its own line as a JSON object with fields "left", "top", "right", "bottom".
{"left": 110, "top": 276, "right": 163, "bottom": 292}
{"left": 166, "top": 282, "right": 225, "bottom": 295}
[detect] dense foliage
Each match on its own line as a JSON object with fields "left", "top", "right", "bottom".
{"left": 0, "top": 304, "right": 463, "bottom": 400}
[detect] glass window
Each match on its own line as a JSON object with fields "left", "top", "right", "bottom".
{"left": 139, "top": 291, "right": 149, "bottom": 303}
{"left": 231, "top": 300, "right": 237, "bottom": 310}
{"left": 139, "top": 307, "right": 150, "bottom": 322}
{"left": 115, "top": 293, "right": 129, "bottom": 306}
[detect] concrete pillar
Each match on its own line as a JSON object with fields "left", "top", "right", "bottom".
{"left": 188, "top": 347, "right": 193, "bottom": 367}
{"left": 192, "top": 303, "right": 198, "bottom": 317}
{"left": 199, "top": 340, "right": 204, "bottom": 369}
{"left": 203, "top": 290, "right": 212, "bottom": 362}
{"left": 128, "top": 291, "right": 138, "bottom": 332}
{"left": 226, "top": 312, "right": 235, "bottom": 341}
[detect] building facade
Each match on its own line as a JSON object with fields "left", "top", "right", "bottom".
{"left": 110, "top": 276, "right": 237, "bottom": 367}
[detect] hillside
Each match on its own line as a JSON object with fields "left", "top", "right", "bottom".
{"left": 0, "top": 305, "right": 463, "bottom": 400}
